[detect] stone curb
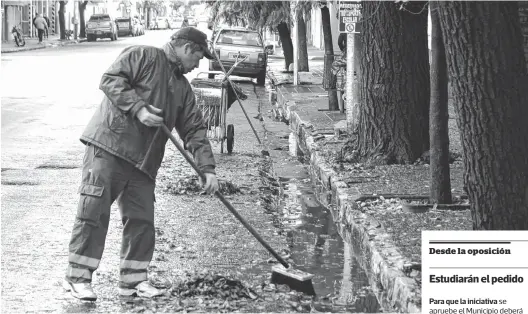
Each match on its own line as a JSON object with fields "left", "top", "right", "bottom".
{"left": 269, "top": 84, "right": 422, "bottom": 313}
{"left": 1, "top": 38, "right": 87, "bottom": 53}
{"left": 268, "top": 55, "right": 324, "bottom": 61}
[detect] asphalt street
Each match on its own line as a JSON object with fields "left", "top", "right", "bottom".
{"left": 1, "top": 26, "right": 296, "bottom": 312}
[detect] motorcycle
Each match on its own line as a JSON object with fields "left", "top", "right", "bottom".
{"left": 11, "top": 24, "right": 26, "bottom": 47}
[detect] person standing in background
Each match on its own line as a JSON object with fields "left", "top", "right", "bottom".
{"left": 33, "top": 13, "right": 48, "bottom": 44}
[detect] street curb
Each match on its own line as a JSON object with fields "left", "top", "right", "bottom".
{"left": 269, "top": 83, "right": 422, "bottom": 313}
{"left": 1, "top": 46, "right": 47, "bottom": 53}
{"left": 1, "top": 38, "right": 87, "bottom": 53}
{"left": 268, "top": 55, "right": 325, "bottom": 61}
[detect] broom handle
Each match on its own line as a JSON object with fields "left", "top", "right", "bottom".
{"left": 212, "top": 50, "right": 263, "bottom": 145}
{"left": 160, "top": 124, "right": 289, "bottom": 268}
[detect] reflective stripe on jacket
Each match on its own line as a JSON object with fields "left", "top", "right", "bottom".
{"left": 80, "top": 45, "right": 216, "bottom": 180}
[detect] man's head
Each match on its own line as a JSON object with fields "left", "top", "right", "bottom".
{"left": 165, "top": 27, "right": 214, "bottom": 74}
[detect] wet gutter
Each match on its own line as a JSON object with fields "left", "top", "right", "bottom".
{"left": 271, "top": 94, "right": 422, "bottom": 313}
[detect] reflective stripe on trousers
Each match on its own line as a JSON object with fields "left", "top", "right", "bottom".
{"left": 120, "top": 259, "right": 150, "bottom": 288}
{"left": 66, "top": 144, "right": 156, "bottom": 285}
{"left": 120, "top": 270, "right": 148, "bottom": 288}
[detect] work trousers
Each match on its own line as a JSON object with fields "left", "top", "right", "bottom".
{"left": 37, "top": 29, "right": 44, "bottom": 42}
{"left": 66, "top": 144, "right": 156, "bottom": 289}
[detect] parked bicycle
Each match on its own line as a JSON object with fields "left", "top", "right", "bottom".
{"left": 11, "top": 24, "right": 26, "bottom": 47}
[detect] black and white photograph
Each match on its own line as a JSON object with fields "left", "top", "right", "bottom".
{"left": 1, "top": 0, "right": 528, "bottom": 313}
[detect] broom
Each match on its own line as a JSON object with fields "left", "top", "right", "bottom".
{"left": 159, "top": 124, "right": 315, "bottom": 295}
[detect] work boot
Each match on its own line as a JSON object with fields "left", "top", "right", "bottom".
{"left": 119, "top": 281, "right": 166, "bottom": 298}
{"left": 62, "top": 279, "right": 97, "bottom": 301}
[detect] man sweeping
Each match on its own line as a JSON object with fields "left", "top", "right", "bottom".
{"left": 63, "top": 27, "right": 219, "bottom": 301}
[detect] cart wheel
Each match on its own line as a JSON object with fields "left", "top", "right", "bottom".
{"left": 227, "top": 124, "right": 234, "bottom": 154}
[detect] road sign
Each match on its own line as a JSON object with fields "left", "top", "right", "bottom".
{"left": 339, "top": 1, "right": 362, "bottom": 34}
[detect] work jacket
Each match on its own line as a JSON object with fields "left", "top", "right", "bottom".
{"left": 80, "top": 45, "right": 216, "bottom": 180}
{"left": 34, "top": 17, "right": 48, "bottom": 30}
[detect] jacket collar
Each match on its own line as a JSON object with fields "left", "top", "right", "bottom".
{"left": 162, "top": 43, "right": 185, "bottom": 78}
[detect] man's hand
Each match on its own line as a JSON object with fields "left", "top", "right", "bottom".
{"left": 136, "top": 105, "right": 164, "bottom": 127}
{"left": 200, "top": 173, "right": 219, "bottom": 195}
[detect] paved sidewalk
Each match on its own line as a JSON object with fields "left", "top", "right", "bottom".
{"left": 1, "top": 34, "right": 86, "bottom": 53}
{"left": 268, "top": 62, "right": 345, "bottom": 137}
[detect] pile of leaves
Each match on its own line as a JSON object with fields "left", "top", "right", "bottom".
{"left": 162, "top": 175, "right": 241, "bottom": 195}
{"left": 171, "top": 271, "right": 258, "bottom": 300}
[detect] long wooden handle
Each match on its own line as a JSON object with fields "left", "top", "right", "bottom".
{"left": 211, "top": 49, "right": 262, "bottom": 145}
{"left": 160, "top": 125, "right": 289, "bottom": 268}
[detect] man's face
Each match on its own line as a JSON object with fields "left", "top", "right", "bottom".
{"left": 180, "top": 44, "right": 204, "bottom": 74}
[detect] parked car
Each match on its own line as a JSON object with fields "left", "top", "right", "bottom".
{"left": 86, "top": 14, "right": 118, "bottom": 41}
{"left": 132, "top": 17, "right": 145, "bottom": 36}
{"left": 168, "top": 16, "right": 185, "bottom": 29}
{"left": 150, "top": 16, "right": 169, "bottom": 30}
{"left": 187, "top": 16, "right": 196, "bottom": 26}
{"left": 209, "top": 27, "right": 272, "bottom": 86}
{"left": 115, "top": 17, "right": 134, "bottom": 37}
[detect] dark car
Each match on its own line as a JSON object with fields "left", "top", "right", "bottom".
{"left": 115, "top": 17, "right": 134, "bottom": 37}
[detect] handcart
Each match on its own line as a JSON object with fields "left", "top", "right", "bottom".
{"left": 191, "top": 56, "right": 248, "bottom": 154}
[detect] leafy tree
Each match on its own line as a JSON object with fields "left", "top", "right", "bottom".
{"left": 320, "top": 1, "right": 338, "bottom": 110}
{"left": 350, "top": 1, "right": 430, "bottom": 164}
{"left": 139, "top": 0, "right": 166, "bottom": 26}
{"left": 429, "top": 1, "right": 451, "bottom": 204}
{"left": 437, "top": 1, "right": 528, "bottom": 229}
{"left": 295, "top": 1, "right": 310, "bottom": 72}
{"left": 169, "top": 0, "right": 185, "bottom": 13}
{"left": 79, "top": 1, "right": 88, "bottom": 38}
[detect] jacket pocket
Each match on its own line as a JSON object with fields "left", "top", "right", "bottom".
{"left": 77, "top": 184, "right": 106, "bottom": 225}
{"left": 109, "top": 111, "right": 128, "bottom": 132}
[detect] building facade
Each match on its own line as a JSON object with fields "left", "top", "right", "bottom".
{"left": 2, "top": 0, "right": 144, "bottom": 43}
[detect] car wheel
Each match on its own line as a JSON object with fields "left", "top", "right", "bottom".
{"left": 87, "top": 35, "right": 93, "bottom": 42}
{"left": 256, "top": 71, "right": 266, "bottom": 86}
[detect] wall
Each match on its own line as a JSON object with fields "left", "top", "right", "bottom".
{"left": 308, "top": 2, "right": 340, "bottom": 53}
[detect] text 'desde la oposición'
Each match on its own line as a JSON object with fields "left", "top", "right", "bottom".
{"left": 422, "top": 231, "right": 528, "bottom": 314}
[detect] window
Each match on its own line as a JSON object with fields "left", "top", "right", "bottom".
{"left": 89, "top": 15, "right": 111, "bottom": 22}
{"left": 217, "top": 30, "right": 263, "bottom": 47}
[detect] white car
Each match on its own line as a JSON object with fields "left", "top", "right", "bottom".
{"left": 168, "top": 16, "right": 185, "bottom": 29}
{"left": 150, "top": 17, "right": 169, "bottom": 30}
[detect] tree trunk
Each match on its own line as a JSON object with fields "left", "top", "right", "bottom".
{"left": 59, "top": 1, "right": 66, "bottom": 40}
{"left": 321, "top": 3, "right": 339, "bottom": 111}
{"left": 277, "top": 22, "right": 294, "bottom": 71}
{"left": 79, "top": 1, "right": 88, "bottom": 38}
{"left": 356, "top": 1, "right": 430, "bottom": 164}
{"left": 429, "top": 1, "right": 452, "bottom": 204}
{"left": 519, "top": 2, "right": 528, "bottom": 71}
{"left": 297, "top": 10, "right": 309, "bottom": 72}
{"left": 437, "top": 2, "right": 528, "bottom": 229}
{"left": 146, "top": 4, "right": 151, "bottom": 29}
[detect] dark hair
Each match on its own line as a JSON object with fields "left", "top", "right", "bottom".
{"left": 171, "top": 38, "right": 203, "bottom": 54}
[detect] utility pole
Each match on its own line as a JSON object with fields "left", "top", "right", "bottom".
{"left": 73, "top": 1, "right": 78, "bottom": 40}
{"left": 339, "top": 1, "right": 361, "bottom": 131}
{"left": 292, "top": 0, "right": 299, "bottom": 86}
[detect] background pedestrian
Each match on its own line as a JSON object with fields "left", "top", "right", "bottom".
{"left": 33, "top": 13, "right": 48, "bottom": 44}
